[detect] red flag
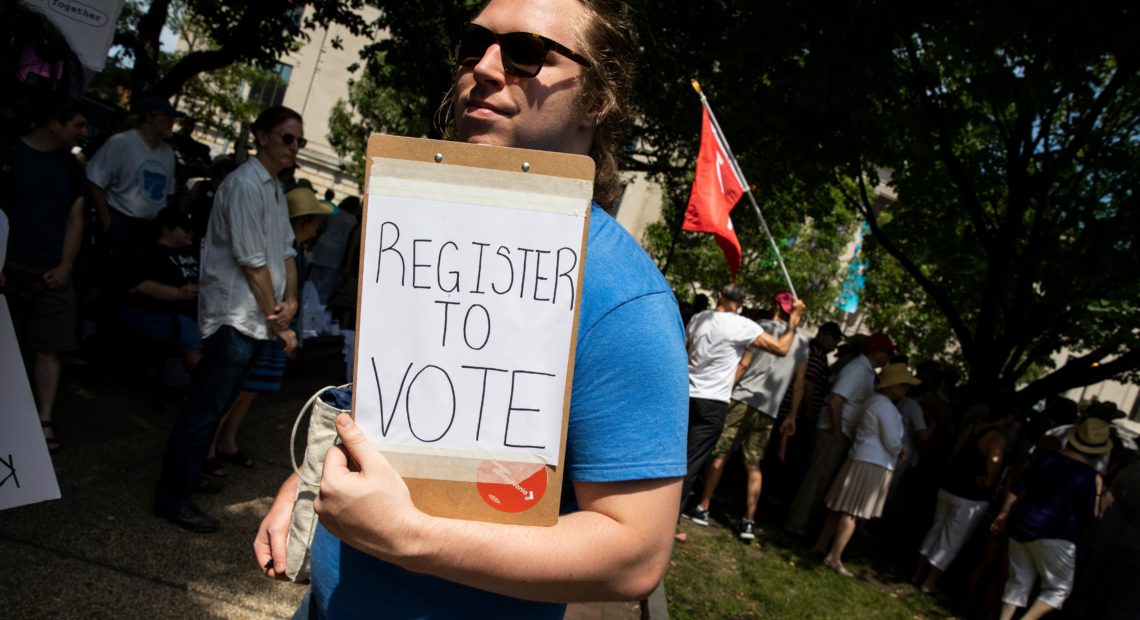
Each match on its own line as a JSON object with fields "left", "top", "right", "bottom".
{"left": 683, "top": 105, "right": 747, "bottom": 275}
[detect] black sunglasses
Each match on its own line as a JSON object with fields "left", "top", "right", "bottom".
{"left": 455, "top": 22, "right": 591, "bottom": 78}
{"left": 273, "top": 131, "right": 307, "bottom": 149}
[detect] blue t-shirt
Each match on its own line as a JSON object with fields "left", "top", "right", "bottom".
{"left": 307, "top": 204, "right": 688, "bottom": 619}
{"left": 1008, "top": 450, "right": 1098, "bottom": 544}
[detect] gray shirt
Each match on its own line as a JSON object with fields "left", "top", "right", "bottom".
{"left": 197, "top": 157, "right": 296, "bottom": 340}
{"left": 731, "top": 319, "right": 809, "bottom": 417}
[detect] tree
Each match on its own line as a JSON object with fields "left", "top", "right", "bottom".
{"left": 112, "top": 0, "right": 373, "bottom": 103}
{"left": 324, "top": 0, "right": 1140, "bottom": 403}
{"left": 327, "top": 0, "right": 481, "bottom": 179}
{"left": 650, "top": 0, "right": 1140, "bottom": 404}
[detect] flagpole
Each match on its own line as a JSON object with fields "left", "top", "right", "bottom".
{"left": 691, "top": 79, "right": 797, "bottom": 299}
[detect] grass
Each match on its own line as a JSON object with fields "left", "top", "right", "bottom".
{"left": 666, "top": 514, "right": 957, "bottom": 619}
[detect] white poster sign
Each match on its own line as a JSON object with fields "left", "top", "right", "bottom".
{"left": 23, "top": 0, "right": 126, "bottom": 72}
{"left": 0, "top": 296, "right": 61, "bottom": 511}
{"left": 355, "top": 158, "right": 588, "bottom": 468}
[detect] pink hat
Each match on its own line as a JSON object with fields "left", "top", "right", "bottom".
{"left": 773, "top": 291, "right": 794, "bottom": 314}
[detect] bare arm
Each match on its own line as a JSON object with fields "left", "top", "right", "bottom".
{"left": 269, "top": 256, "right": 299, "bottom": 330}
{"left": 749, "top": 300, "right": 806, "bottom": 357}
{"left": 130, "top": 280, "right": 198, "bottom": 302}
{"left": 314, "top": 415, "right": 679, "bottom": 602}
{"left": 801, "top": 379, "right": 817, "bottom": 421}
{"left": 254, "top": 473, "right": 301, "bottom": 579}
{"left": 42, "top": 195, "right": 84, "bottom": 288}
{"left": 990, "top": 490, "right": 1019, "bottom": 534}
{"left": 242, "top": 264, "right": 297, "bottom": 352}
{"left": 89, "top": 183, "right": 112, "bottom": 232}
{"left": 780, "top": 362, "right": 807, "bottom": 436}
{"left": 977, "top": 431, "right": 1008, "bottom": 488}
{"left": 735, "top": 349, "right": 754, "bottom": 385}
{"left": 827, "top": 393, "right": 845, "bottom": 437}
{"left": 1095, "top": 474, "right": 1105, "bottom": 518}
{"left": 242, "top": 264, "right": 281, "bottom": 319}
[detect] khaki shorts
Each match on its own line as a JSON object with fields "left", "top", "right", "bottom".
{"left": 712, "top": 400, "right": 775, "bottom": 464}
{"left": 4, "top": 261, "right": 78, "bottom": 353}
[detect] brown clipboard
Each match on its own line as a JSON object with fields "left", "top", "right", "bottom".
{"left": 350, "top": 134, "right": 594, "bottom": 526}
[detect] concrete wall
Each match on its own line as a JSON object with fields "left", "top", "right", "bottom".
{"left": 279, "top": 6, "right": 382, "bottom": 202}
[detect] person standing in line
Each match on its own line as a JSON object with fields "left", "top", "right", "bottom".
{"left": 990, "top": 417, "right": 1107, "bottom": 620}
{"left": 784, "top": 332, "right": 896, "bottom": 536}
{"left": 0, "top": 98, "right": 88, "bottom": 454}
{"left": 255, "top": 2, "right": 691, "bottom": 616}
{"left": 813, "top": 363, "right": 920, "bottom": 577}
{"left": 153, "top": 105, "right": 302, "bottom": 533}
{"left": 685, "top": 291, "right": 809, "bottom": 541}
{"left": 912, "top": 404, "right": 1015, "bottom": 593}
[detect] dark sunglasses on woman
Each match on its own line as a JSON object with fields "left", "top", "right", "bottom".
{"left": 455, "top": 22, "right": 591, "bottom": 78}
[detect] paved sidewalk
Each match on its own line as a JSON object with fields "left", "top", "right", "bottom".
{"left": 0, "top": 353, "right": 640, "bottom": 618}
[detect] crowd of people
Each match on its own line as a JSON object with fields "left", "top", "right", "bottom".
{"left": 4, "top": 0, "right": 1138, "bottom": 618}
{"left": 2, "top": 89, "right": 364, "bottom": 529}
{"left": 677, "top": 283, "right": 1139, "bottom": 618}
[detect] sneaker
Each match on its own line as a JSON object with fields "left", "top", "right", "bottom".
{"left": 155, "top": 503, "right": 221, "bottom": 534}
{"left": 685, "top": 506, "right": 710, "bottom": 526}
{"left": 739, "top": 520, "right": 756, "bottom": 540}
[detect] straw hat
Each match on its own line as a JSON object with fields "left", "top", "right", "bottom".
{"left": 876, "top": 363, "right": 921, "bottom": 389}
{"left": 286, "top": 187, "right": 333, "bottom": 219}
{"left": 1067, "top": 418, "right": 1113, "bottom": 455}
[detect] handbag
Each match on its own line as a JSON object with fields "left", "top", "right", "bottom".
{"left": 285, "top": 384, "right": 352, "bottom": 583}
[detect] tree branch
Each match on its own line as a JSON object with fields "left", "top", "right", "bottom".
{"left": 1018, "top": 345, "right": 1140, "bottom": 406}
{"left": 901, "top": 36, "right": 995, "bottom": 254}
{"left": 838, "top": 171, "right": 975, "bottom": 359}
{"left": 1048, "top": 48, "right": 1138, "bottom": 174}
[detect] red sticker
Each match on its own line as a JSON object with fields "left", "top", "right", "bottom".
{"left": 476, "top": 460, "right": 548, "bottom": 513}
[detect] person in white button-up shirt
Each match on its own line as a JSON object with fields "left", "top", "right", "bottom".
{"left": 154, "top": 105, "right": 304, "bottom": 534}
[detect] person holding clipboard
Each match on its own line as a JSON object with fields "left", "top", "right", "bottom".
{"left": 254, "top": 1, "right": 692, "bottom": 617}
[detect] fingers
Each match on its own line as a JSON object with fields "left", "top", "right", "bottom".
{"left": 334, "top": 414, "right": 379, "bottom": 471}
{"left": 254, "top": 515, "right": 289, "bottom": 580}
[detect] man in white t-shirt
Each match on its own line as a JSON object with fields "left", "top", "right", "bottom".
{"left": 681, "top": 283, "right": 806, "bottom": 510}
{"left": 87, "top": 96, "right": 177, "bottom": 255}
{"left": 687, "top": 291, "right": 810, "bottom": 540}
{"left": 785, "top": 331, "right": 896, "bottom": 535}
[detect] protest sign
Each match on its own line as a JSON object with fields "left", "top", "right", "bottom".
{"left": 23, "top": 0, "right": 126, "bottom": 72}
{"left": 0, "top": 296, "right": 61, "bottom": 511}
{"left": 353, "top": 134, "right": 593, "bottom": 525}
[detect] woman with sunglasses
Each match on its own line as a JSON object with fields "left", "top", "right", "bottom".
{"left": 255, "top": 1, "right": 691, "bottom": 618}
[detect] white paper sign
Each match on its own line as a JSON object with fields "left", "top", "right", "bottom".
{"left": 355, "top": 165, "right": 587, "bottom": 467}
{"left": 0, "top": 296, "right": 61, "bottom": 511}
{"left": 23, "top": 0, "right": 126, "bottom": 72}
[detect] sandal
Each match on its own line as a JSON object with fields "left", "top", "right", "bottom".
{"left": 216, "top": 448, "right": 254, "bottom": 468}
{"left": 202, "top": 457, "right": 228, "bottom": 478}
{"left": 41, "top": 421, "right": 62, "bottom": 455}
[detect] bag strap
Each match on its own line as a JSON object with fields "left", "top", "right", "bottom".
{"left": 290, "top": 384, "right": 341, "bottom": 484}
